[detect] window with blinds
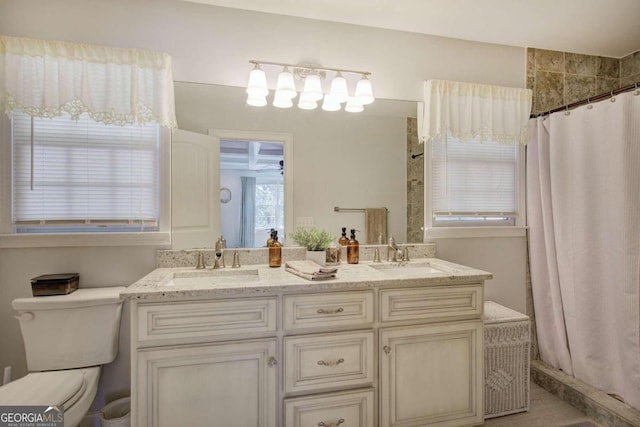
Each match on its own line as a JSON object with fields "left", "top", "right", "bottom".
{"left": 11, "top": 111, "right": 160, "bottom": 233}
{"left": 430, "top": 136, "right": 519, "bottom": 226}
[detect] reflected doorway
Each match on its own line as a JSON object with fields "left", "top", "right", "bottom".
{"left": 219, "top": 139, "right": 284, "bottom": 248}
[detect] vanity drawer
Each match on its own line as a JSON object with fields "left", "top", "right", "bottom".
{"left": 283, "top": 291, "right": 374, "bottom": 331}
{"left": 284, "top": 388, "right": 375, "bottom": 427}
{"left": 380, "top": 285, "right": 483, "bottom": 323}
{"left": 284, "top": 330, "right": 374, "bottom": 393}
{"left": 137, "top": 297, "right": 277, "bottom": 343}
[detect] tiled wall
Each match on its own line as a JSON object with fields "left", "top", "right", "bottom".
{"left": 621, "top": 50, "right": 640, "bottom": 87}
{"left": 527, "top": 48, "right": 620, "bottom": 114}
{"left": 528, "top": 48, "right": 640, "bottom": 114}
{"left": 406, "top": 117, "right": 424, "bottom": 243}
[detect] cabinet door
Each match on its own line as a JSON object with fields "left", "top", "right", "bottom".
{"left": 380, "top": 321, "right": 483, "bottom": 427}
{"left": 136, "top": 339, "right": 277, "bottom": 427}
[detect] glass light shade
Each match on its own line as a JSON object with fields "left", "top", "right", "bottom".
{"left": 355, "top": 75, "right": 374, "bottom": 105}
{"left": 246, "top": 65, "right": 268, "bottom": 97}
{"left": 246, "top": 93, "right": 267, "bottom": 107}
{"left": 297, "top": 91, "right": 318, "bottom": 110}
{"left": 321, "top": 94, "right": 341, "bottom": 112}
{"left": 275, "top": 67, "right": 297, "bottom": 99}
{"left": 345, "top": 97, "right": 364, "bottom": 113}
{"left": 329, "top": 72, "right": 349, "bottom": 103}
{"left": 302, "top": 74, "right": 323, "bottom": 101}
{"left": 273, "top": 91, "right": 293, "bottom": 108}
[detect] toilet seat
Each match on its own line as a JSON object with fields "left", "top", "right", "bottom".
{"left": 0, "top": 367, "right": 100, "bottom": 427}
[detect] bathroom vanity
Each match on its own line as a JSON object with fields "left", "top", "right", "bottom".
{"left": 123, "top": 258, "right": 491, "bottom": 427}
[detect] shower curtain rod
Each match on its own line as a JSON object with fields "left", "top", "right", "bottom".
{"left": 531, "top": 80, "right": 640, "bottom": 118}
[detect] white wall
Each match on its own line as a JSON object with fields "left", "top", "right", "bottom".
{"left": 433, "top": 237, "right": 528, "bottom": 314}
{"left": 0, "top": 0, "right": 528, "bottom": 412}
{"left": 0, "top": 0, "right": 525, "bottom": 102}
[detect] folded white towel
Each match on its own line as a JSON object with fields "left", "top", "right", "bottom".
{"left": 285, "top": 260, "right": 338, "bottom": 281}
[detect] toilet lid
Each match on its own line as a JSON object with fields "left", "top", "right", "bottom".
{"left": 0, "top": 369, "right": 89, "bottom": 408}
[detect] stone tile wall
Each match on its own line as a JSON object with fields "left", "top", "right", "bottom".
{"left": 528, "top": 48, "right": 640, "bottom": 115}
{"left": 527, "top": 48, "right": 620, "bottom": 114}
{"left": 620, "top": 50, "right": 640, "bottom": 87}
{"left": 406, "top": 117, "right": 424, "bottom": 243}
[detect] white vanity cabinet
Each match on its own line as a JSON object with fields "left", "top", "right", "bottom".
{"left": 378, "top": 286, "right": 484, "bottom": 427}
{"left": 131, "top": 297, "right": 279, "bottom": 427}
{"left": 136, "top": 339, "right": 277, "bottom": 427}
{"left": 128, "top": 263, "right": 488, "bottom": 427}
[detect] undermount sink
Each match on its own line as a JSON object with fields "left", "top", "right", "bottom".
{"left": 167, "top": 269, "right": 260, "bottom": 286}
{"left": 369, "top": 262, "right": 445, "bottom": 276}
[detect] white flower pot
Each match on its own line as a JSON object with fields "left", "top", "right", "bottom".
{"left": 306, "top": 250, "right": 327, "bottom": 266}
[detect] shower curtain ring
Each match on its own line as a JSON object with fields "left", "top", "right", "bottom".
{"left": 634, "top": 83, "right": 639, "bottom": 96}
{"left": 586, "top": 97, "right": 593, "bottom": 109}
{"left": 610, "top": 90, "right": 616, "bottom": 102}
{"left": 564, "top": 105, "right": 570, "bottom": 116}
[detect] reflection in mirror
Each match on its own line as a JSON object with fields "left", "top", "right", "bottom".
{"left": 220, "top": 139, "right": 284, "bottom": 248}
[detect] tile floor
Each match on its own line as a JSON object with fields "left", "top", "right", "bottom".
{"left": 478, "top": 383, "right": 603, "bottom": 427}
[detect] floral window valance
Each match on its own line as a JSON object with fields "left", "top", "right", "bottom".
{"left": 418, "top": 79, "right": 532, "bottom": 145}
{"left": 0, "top": 35, "right": 177, "bottom": 128}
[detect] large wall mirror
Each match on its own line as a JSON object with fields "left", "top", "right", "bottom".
{"left": 173, "top": 82, "right": 415, "bottom": 248}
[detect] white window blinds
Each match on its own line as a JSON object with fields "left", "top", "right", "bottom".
{"left": 12, "top": 111, "right": 160, "bottom": 230}
{"left": 431, "top": 136, "right": 518, "bottom": 217}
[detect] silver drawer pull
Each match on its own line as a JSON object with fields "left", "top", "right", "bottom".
{"left": 383, "top": 345, "right": 392, "bottom": 355}
{"left": 317, "top": 358, "right": 345, "bottom": 367}
{"left": 267, "top": 356, "right": 277, "bottom": 367}
{"left": 317, "top": 307, "right": 344, "bottom": 314}
{"left": 318, "top": 419, "right": 345, "bottom": 427}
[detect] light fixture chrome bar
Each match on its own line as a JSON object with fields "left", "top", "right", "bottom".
{"left": 249, "top": 60, "right": 371, "bottom": 76}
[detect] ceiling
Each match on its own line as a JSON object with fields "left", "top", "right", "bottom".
{"left": 185, "top": 0, "right": 640, "bottom": 58}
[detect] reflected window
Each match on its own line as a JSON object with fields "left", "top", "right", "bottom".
{"left": 254, "top": 178, "right": 284, "bottom": 245}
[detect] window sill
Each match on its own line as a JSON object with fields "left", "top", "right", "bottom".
{"left": 0, "top": 232, "right": 172, "bottom": 249}
{"left": 424, "top": 226, "right": 527, "bottom": 240}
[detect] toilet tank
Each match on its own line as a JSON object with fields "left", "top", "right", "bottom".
{"left": 12, "top": 287, "right": 125, "bottom": 371}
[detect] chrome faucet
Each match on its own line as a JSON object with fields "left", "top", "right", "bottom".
{"left": 212, "top": 251, "right": 223, "bottom": 269}
{"left": 388, "top": 235, "right": 401, "bottom": 262}
{"left": 214, "top": 236, "right": 226, "bottom": 268}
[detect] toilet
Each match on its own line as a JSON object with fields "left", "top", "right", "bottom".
{"left": 0, "top": 287, "right": 125, "bottom": 427}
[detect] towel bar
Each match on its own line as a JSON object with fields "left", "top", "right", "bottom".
{"left": 334, "top": 206, "right": 389, "bottom": 213}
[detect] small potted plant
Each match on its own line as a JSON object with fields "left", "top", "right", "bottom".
{"left": 291, "top": 227, "right": 335, "bottom": 266}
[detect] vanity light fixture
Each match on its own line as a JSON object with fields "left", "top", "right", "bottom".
{"left": 246, "top": 60, "right": 374, "bottom": 112}
{"left": 329, "top": 72, "right": 349, "bottom": 103}
{"left": 345, "top": 97, "right": 364, "bottom": 113}
{"left": 275, "top": 67, "right": 296, "bottom": 99}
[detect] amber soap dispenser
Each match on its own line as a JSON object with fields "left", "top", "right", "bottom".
{"left": 338, "top": 227, "right": 349, "bottom": 247}
{"left": 347, "top": 229, "right": 359, "bottom": 264}
{"left": 269, "top": 230, "right": 282, "bottom": 268}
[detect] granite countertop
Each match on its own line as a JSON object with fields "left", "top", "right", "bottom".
{"left": 121, "top": 258, "right": 492, "bottom": 301}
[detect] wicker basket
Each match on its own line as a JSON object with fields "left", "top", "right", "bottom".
{"left": 484, "top": 301, "right": 531, "bottom": 419}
